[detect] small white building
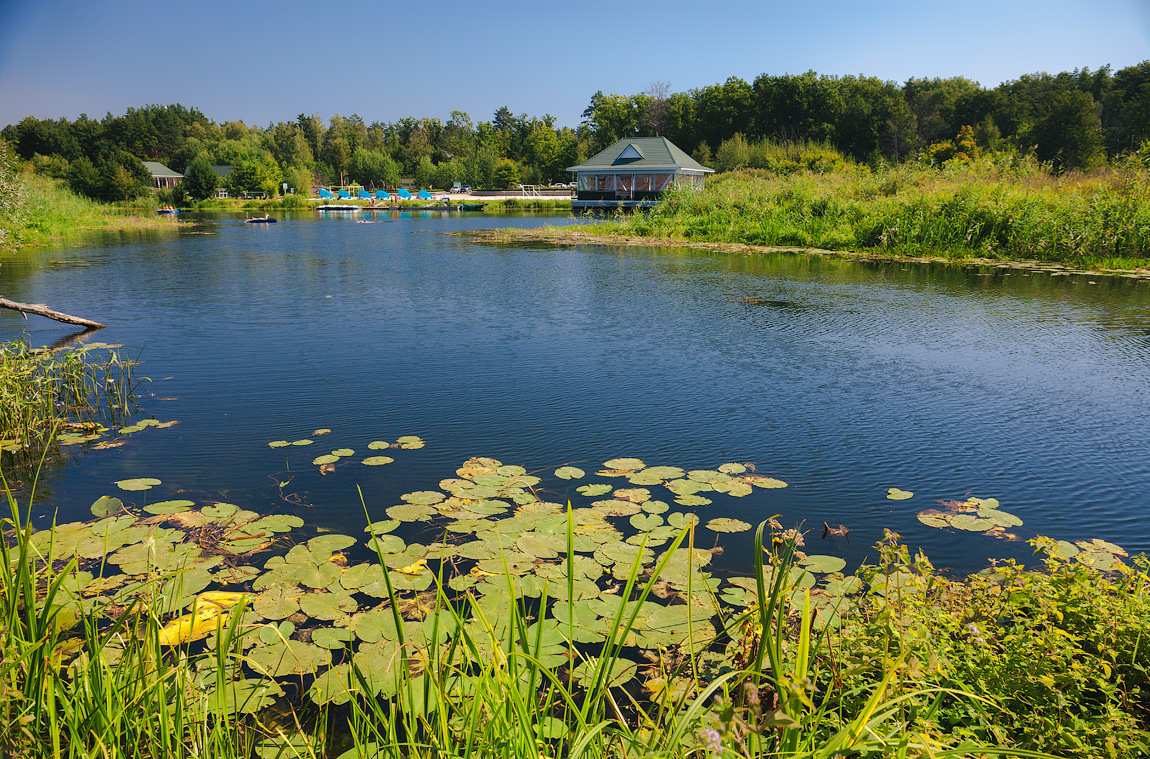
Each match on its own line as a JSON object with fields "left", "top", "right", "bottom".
{"left": 567, "top": 137, "right": 713, "bottom": 209}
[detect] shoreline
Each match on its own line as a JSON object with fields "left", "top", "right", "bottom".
{"left": 464, "top": 225, "right": 1150, "bottom": 280}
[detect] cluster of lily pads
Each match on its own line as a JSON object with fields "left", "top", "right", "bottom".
{"left": 28, "top": 453, "right": 879, "bottom": 716}
{"left": 23, "top": 446, "right": 1136, "bottom": 735}
{"left": 267, "top": 429, "right": 423, "bottom": 472}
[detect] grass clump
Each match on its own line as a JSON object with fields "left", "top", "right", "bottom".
{"left": 0, "top": 339, "right": 138, "bottom": 466}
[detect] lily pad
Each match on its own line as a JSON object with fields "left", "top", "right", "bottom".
{"left": 576, "top": 483, "right": 612, "bottom": 497}
{"left": 706, "top": 518, "right": 752, "bottom": 533}
{"left": 886, "top": 488, "right": 914, "bottom": 500}
{"left": 332, "top": 448, "right": 354, "bottom": 457}
{"left": 202, "top": 502, "right": 239, "bottom": 519}
{"left": 268, "top": 440, "right": 291, "bottom": 448}
{"left": 248, "top": 639, "right": 330, "bottom": 678}
{"left": 312, "top": 454, "right": 339, "bottom": 466}
{"left": 800, "top": 554, "right": 847, "bottom": 574}
{"left": 291, "top": 439, "right": 314, "bottom": 446}
{"left": 91, "top": 495, "right": 124, "bottom": 517}
{"left": 368, "top": 441, "right": 391, "bottom": 450}
{"left": 363, "top": 456, "right": 395, "bottom": 466}
{"left": 602, "top": 457, "right": 645, "bottom": 471}
{"left": 143, "top": 499, "right": 198, "bottom": 515}
{"left": 402, "top": 491, "right": 446, "bottom": 505}
{"left": 115, "top": 477, "right": 161, "bottom": 491}
{"left": 555, "top": 466, "right": 585, "bottom": 480}
{"left": 397, "top": 436, "right": 425, "bottom": 450}
{"left": 717, "top": 462, "right": 747, "bottom": 474}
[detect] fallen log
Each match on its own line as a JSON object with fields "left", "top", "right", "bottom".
{"left": 0, "top": 297, "right": 105, "bottom": 328}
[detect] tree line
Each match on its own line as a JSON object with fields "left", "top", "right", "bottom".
{"left": 2, "top": 61, "right": 1147, "bottom": 202}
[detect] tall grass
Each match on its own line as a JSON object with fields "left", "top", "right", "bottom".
{"left": 597, "top": 155, "right": 1150, "bottom": 268}
{"left": 0, "top": 340, "right": 138, "bottom": 465}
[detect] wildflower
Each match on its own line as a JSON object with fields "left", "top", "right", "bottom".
{"left": 698, "top": 728, "right": 722, "bottom": 754}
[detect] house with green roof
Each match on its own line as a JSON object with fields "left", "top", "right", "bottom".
{"left": 567, "top": 137, "right": 713, "bottom": 209}
{"left": 143, "top": 161, "right": 183, "bottom": 190}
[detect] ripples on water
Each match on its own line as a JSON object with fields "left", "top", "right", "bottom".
{"left": 3, "top": 212, "right": 1149, "bottom": 574}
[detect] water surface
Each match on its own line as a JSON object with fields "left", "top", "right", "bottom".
{"left": 4, "top": 211, "right": 1149, "bottom": 575}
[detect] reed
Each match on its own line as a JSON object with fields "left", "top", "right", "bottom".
{"left": 0, "top": 340, "right": 138, "bottom": 467}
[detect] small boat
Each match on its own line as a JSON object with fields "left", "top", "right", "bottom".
{"left": 156, "top": 206, "right": 178, "bottom": 215}
{"left": 459, "top": 203, "right": 487, "bottom": 212}
{"left": 245, "top": 214, "right": 277, "bottom": 224}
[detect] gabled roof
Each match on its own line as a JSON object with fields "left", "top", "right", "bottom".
{"left": 567, "top": 137, "right": 713, "bottom": 173}
{"left": 143, "top": 161, "right": 182, "bottom": 178}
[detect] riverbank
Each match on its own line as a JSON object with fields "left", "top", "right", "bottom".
{"left": 7, "top": 173, "right": 178, "bottom": 248}
{"left": 474, "top": 158, "right": 1150, "bottom": 274}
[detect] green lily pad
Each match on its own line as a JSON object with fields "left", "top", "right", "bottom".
{"left": 602, "top": 458, "right": 645, "bottom": 472}
{"left": 950, "top": 513, "right": 993, "bottom": 531}
{"left": 800, "top": 554, "right": 847, "bottom": 574}
{"left": 291, "top": 439, "right": 314, "bottom": 446}
{"left": 675, "top": 494, "right": 712, "bottom": 507}
{"left": 144, "top": 499, "right": 197, "bottom": 515}
{"left": 368, "top": 440, "right": 391, "bottom": 450}
{"left": 255, "top": 585, "right": 302, "bottom": 620}
{"left": 555, "top": 466, "right": 585, "bottom": 480}
{"left": 576, "top": 483, "right": 612, "bottom": 497}
{"left": 916, "top": 510, "right": 951, "bottom": 529}
{"left": 249, "top": 514, "right": 304, "bottom": 533}
{"left": 630, "top": 513, "right": 663, "bottom": 531}
{"left": 402, "top": 491, "right": 446, "bottom": 505}
{"left": 397, "top": 435, "right": 425, "bottom": 449}
{"left": 300, "top": 591, "right": 358, "bottom": 620}
{"left": 202, "top": 503, "right": 238, "bottom": 519}
{"left": 115, "top": 477, "right": 161, "bottom": 491}
{"left": 312, "top": 627, "right": 355, "bottom": 650}
{"left": 248, "top": 639, "right": 330, "bottom": 678}
{"left": 363, "top": 456, "right": 395, "bottom": 466}
{"left": 717, "top": 463, "right": 747, "bottom": 474}
{"left": 748, "top": 475, "right": 788, "bottom": 489}
{"left": 706, "top": 518, "right": 752, "bottom": 533}
{"left": 571, "top": 656, "right": 638, "bottom": 687}
{"left": 312, "top": 454, "right": 339, "bottom": 466}
{"left": 886, "top": 488, "right": 914, "bottom": 500}
{"left": 387, "top": 503, "right": 437, "bottom": 522}
{"left": 308, "top": 534, "right": 356, "bottom": 554}
{"left": 91, "top": 495, "right": 124, "bottom": 517}
{"left": 332, "top": 448, "right": 354, "bottom": 457}
{"left": 268, "top": 440, "right": 291, "bottom": 448}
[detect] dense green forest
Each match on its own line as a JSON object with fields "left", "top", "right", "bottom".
{"left": 2, "top": 62, "right": 1148, "bottom": 203}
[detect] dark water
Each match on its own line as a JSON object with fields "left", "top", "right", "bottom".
{"left": 3, "top": 210, "right": 1150, "bottom": 575}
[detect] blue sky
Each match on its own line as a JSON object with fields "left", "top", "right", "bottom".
{"left": 1, "top": 0, "right": 1147, "bottom": 130}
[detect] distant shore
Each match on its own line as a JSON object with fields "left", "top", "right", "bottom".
{"left": 465, "top": 225, "right": 1150, "bottom": 279}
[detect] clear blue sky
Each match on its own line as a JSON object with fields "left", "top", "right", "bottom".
{"left": 1, "top": 0, "right": 1147, "bottom": 130}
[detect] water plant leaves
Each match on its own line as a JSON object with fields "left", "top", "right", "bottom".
{"left": 248, "top": 639, "right": 330, "bottom": 678}
{"left": 91, "top": 495, "right": 124, "bottom": 517}
{"left": 887, "top": 488, "right": 914, "bottom": 500}
{"left": 144, "top": 500, "right": 196, "bottom": 515}
{"left": 397, "top": 435, "right": 425, "bottom": 449}
{"left": 268, "top": 441, "right": 290, "bottom": 448}
{"left": 363, "top": 456, "right": 394, "bottom": 466}
{"left": 332, "top": 448, "right": 354, "bottom": 457}
{"left": 706, "top": 518, "right": 752, "bottom": 533}
{"left": 368, "top": 441, "right": 390, "bottom": 450}
{"left": 291, "top": 439, "right": 314, "bottom": 446}
{"left": 115, "top": 477, "right": 161, "bottom": 491}
{"left": 602, "top": 458, "right": 645, "bottom": 472}
{"left": 553, "top": 466, "right": 584, "bottom": 480}
{"left": 718, "top": 463, "right": 747, "bottom": 474}
{"left": 576, "top": 483, "right": 612, "bottom": 497}
{"left": 202, "top": 503, "right": 238, "bottom": 519}
{"left": 800, "top": 554, "right": 847, "bottom": 574}
{"left": 312, "top": 454, "right": 339, "bottom": 466}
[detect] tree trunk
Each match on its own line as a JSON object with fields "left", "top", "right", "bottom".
{"left": 0, "top": 297, "right": 106, "bottom": 329}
